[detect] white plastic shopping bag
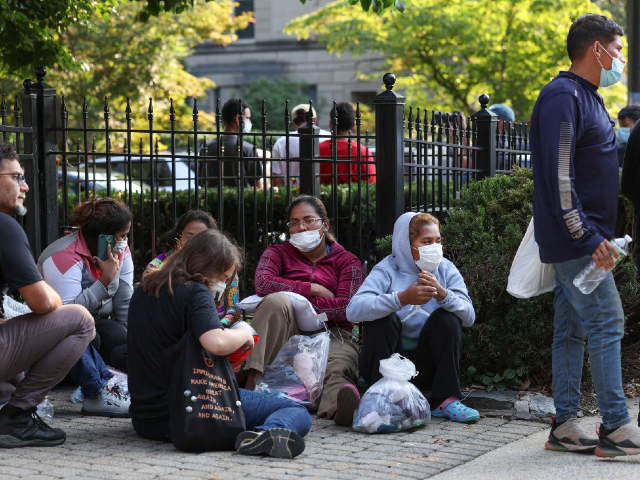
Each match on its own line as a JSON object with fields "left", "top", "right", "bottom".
{"left": 507, "top": 218, "right": 556, "bottom": 298}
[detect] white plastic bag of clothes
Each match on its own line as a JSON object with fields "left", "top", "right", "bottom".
{"left": 256, "top": 332, "right": 330, "bottom": 410}
{"left": 353, "top": 354, "right": 430, "bottom": 433}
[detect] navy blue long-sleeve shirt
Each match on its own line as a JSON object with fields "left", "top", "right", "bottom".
{"left": 531, "top": 71, "right": 619, "bottom": 263}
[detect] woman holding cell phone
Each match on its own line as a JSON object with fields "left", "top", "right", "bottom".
{"left": 37, "top": 198, "right": 133, "bottom": 417}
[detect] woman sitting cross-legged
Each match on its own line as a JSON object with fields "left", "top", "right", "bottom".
{"left": 144, "top": 209, "right": 240, "bottom": 326}
{"left": 38, "top": 198, "right": 132, "bottom": 417}
{"left": 347, "top": 212, "right": 479, "bottom": 423}
{"left": 243, "top": 195, "right": 363, "bottom": 426}
{"left": 128, "top": 229, "right": 312, "bottom": 458}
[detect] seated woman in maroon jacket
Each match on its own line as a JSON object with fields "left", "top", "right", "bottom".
{"left": 243, "top": 195, "right": 363, "bottom": 426}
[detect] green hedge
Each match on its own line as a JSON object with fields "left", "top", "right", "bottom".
{"left": 376, "top": 167, "right": 637, "bottom": 390}
{"left": 59, "top": 179, "right": 447, "bottom": 294}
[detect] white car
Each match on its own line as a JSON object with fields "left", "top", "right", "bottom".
{"left": 58, "top": 167, "right": 147, "bottom": 195}
{"left": 90, "top": 154, "right": 197, "bottom": 191}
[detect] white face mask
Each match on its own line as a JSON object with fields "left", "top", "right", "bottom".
{"left": 413, "top": 243, "right": 443, "bottom": 272}
{"left": 242, "top": 119, "right": 252, "bottom": 134}
{"left": 211, "top": 281, "right": 226, "bottom": 302}
{"left": 112, "top": 239, "right": 128, "bottom": 255}
{"left": 290, "top": 229, "right": 324, "bottom": 252}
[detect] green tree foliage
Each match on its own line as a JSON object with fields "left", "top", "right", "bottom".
{"left": 301, "top": 0, "right": 410, "bottom": 14}
{"left": 232, "top": 77, "right": 320, "bottom": 132}
{"left": 0, "top": 0, "right": 405, "bottom": 80}
{"left": 0, "top": 0, "right": 117, "bottom": 78}
{"left": 286, "top": 0, "right": 627, "bottom": 120}
{"left": 40, "top": 1, "right": 251, "bottom": 152}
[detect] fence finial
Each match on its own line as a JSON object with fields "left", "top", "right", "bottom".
{"left": 383, "top": 73, "right": 396, "bottom": 91}
{"left": 35, "top": 66, "right": 47, "bottom": 83}
{"left": 479, "top": 94, "right": 490, "bottom": 109}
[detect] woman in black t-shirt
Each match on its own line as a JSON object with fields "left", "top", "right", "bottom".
{"left": 128, "top": 229, "right": 311, "bottom": 458}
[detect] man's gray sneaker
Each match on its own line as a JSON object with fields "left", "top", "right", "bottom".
{"left": 81, "top": 384, "right": 130, "bottom": 418}
{"left": 545, "top": 417, "right": 598, "bottom": 453}
{"left": 595, "top": 422, "right": 640, "bottom": 457}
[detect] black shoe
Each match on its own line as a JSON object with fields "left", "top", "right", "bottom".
{"left": 235, "top": 428, "right": 305, "bottom": 458}
{"left": 0, "top": 405, "right": 66, "bottom": 448}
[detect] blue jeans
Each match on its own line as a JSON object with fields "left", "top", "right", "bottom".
{"left": 67, "top": 344, "right": 113, "bottom": 399}
{"left": 132, "top": 388, "right": 312, "bottom": 442}
{"left": 552, "top": 256, "right": 630, "bottom": 430}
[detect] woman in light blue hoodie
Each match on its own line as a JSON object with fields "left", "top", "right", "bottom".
{"left": 346, "top": 212, "right": 478, "bottom": 422}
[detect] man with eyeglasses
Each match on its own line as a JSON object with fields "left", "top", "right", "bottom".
{"left": 0, "top": 143, "right": 94, "bottom": 448}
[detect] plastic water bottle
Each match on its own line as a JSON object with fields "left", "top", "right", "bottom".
{"left": 70, "top": 386, "right": 84, "bottom": 404}
{"left": 36, "top": 398, "right": 54, "bottom": 419}
{"left": 573, "top": 235, "right": 632, "bottom": 295}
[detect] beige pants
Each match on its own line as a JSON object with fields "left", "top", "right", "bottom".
{"left": 245, "top": 293, "right": 359, "bottom": 418}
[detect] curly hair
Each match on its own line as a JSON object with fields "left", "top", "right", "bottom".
{"left": 71, "top": 198, "right": 132, "bottom": 238}
{"left": 0, "top": 143, "right": 20, "bottom": 168}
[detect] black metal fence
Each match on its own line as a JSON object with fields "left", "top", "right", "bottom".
{"left": 4, "top": 69, "right": 530, "bottom": 295}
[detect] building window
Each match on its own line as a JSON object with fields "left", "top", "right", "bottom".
{"left": 235, "top": 0, "right": 254, "bottom": 40}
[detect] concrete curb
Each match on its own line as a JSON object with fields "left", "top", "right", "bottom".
{"left": 463, "top": 390, "right": 556, "bottom": 422}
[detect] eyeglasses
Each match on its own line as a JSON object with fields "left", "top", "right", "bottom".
{"left": 286, "top": 217, "right": 323, "bottom": 229}
{"left": 0, "top": 173, "right": 25, "bottom": 185}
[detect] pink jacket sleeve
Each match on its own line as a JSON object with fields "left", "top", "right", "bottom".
{"left": 308, "top": 254, "right": 363, "bottom": 324}
{"left": 254, "top": 247, "right": 312, "bottom": 298}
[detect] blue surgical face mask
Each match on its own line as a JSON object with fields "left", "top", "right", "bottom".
{"left": 242, "top": 119, "right": 252, "bottom": 134}
{"left": 618, "top": 127, "right": 631, "bottom": 143}
{"left": 594, "top": 44, "right": 625, "bottom": 88}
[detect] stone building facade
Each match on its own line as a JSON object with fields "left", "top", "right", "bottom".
{"left": 184, "top": 0, "right": 384, "bottom": 130}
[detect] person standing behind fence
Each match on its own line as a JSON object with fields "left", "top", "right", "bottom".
{"left": 347, "top": 212, "right": 479, "bottom": 423}
{"left": 271, "top": 104, "right": 332, "bottom": 187}
{"left": 0, "top": 143, "right": 94, "bottom": 448}
{"left": 319, "top": 102, "right": 376, "bottom": 184}
{"left": 145, "top": 209, "right": 241, "bottom": 327}
{"left": 531, "top": 13, "right": 640, "bottom": 457}
{"left": 37, "top": 198, "right": 133, "bottom": 417}
{"left": 243, "top": 195, "right": 363, "bottom": 425}
{"left": 201, "top": 99, "right": 263, "bottom": 189}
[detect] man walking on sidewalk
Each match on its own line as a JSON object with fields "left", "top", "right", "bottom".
{"left": 531, "top": 13, "right": 640, "bottom": 458}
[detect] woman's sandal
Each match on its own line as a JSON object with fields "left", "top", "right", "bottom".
{"left": 431, "top": 397, "right": 480, "bottom": 423}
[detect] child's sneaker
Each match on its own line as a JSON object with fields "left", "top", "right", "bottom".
{"left": 431, "top": 397, "right": 479, "bottom": 423}
{"left": 595, "top": 422, "right": 640, "bottom": 457}
{"left": 544, "top": 417, "right": 598, "bottom": 453}
{"left": 334, "top": 383, "right": 360, "bottom": 426}
{"left": 235, "top": 428, "right": 305, "bottom": 458}
{"left": 81, "top": 384, "right": 130, "bottom": 418}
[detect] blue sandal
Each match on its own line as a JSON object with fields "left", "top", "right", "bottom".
{"left": 431, "top": 397, "right": 480, "bottom": 423}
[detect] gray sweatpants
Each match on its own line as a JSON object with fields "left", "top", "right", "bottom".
{"left": 0, "top": 304, "right": 94, "bottom": 410}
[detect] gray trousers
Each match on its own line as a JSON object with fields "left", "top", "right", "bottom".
{"left": 0, "top": 304, "right": 94, "bottom": 409}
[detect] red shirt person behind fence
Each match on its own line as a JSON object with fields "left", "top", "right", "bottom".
{"left": 319, "top": 102, "right": 376, "bottom": 184}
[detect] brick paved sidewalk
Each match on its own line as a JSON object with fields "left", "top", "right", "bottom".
{"left": 0, "top": 386, "right": 547, "bottom": 479}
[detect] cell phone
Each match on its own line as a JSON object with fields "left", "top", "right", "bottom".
{"left": 97, "top": 234, "right": 114, "bottom": 261}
